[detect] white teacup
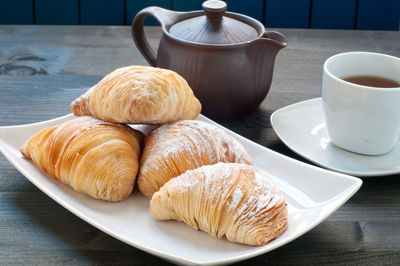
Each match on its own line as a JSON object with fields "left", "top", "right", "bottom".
{"left": 322, "top": 52, "right": 400, "bottom": 155}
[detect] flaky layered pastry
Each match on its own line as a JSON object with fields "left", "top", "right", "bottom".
{"left": 150, "top": 163, "right": 288, "bottom": 246}
{"left": 20, "top": 116, "right": 143, "bottom": 201}
{"left": 70, "top": 65, "right": 201, "bottom": 124}
{"left": 138, "top": 120, "right": 253, "bottom": 197}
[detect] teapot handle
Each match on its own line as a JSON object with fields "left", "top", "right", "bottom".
{"left": 132, "top": 7, "right": 181, "bottom": 67}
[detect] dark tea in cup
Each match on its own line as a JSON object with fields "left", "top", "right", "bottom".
{"left": 342, "top": 75, "right": 400, "bottom": 88}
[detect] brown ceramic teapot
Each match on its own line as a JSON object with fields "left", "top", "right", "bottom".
{"left": 132, "top": 0, "right": 286, "bottom": 121}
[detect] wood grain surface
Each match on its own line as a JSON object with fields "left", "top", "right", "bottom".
{"left": 0, "top": 25, "right": 399, "bottom": 265}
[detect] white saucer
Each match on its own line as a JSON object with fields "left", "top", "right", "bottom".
{"left": 271, "top": 98, "right": 400, "bottom": 177}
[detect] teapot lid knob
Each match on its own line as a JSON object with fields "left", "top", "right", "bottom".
{"left": 202, "top": 0, "right": 227, "bottom": 21}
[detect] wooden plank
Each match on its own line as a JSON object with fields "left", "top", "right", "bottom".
{"left": 35, "top": 0, "right": 79, "bottom": 25}
{"left": 311, "top": 0, "right": 357, "bottom": 29}
{"left": 265, "top": 0, "right": 310, "bottom": 28}
{"left": 357, "top": 0, "right": 400, "bottom": 30}
{"left": 126, "top": 0, "right": 171, "bottom": 26}
{"left": 0, "top": 0, "right": 33, "bottom": 24}
{"left": 80, "top": 0, "right": 124, "bottom": 25}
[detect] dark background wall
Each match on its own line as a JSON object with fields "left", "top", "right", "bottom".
{"left": 0, "top": 0, "right": 399, "bottom": 30}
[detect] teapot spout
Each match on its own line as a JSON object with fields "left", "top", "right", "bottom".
{"left": 249, "top": 31, "right": 287, "bottom": 55}
{"left": 247, "top": 31, "right": 287, "bottom": 104}
{"left": 260, "top": 31, "right": 287, "bottom": 49}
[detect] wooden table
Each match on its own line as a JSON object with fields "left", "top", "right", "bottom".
{"left": 0, "top": 25, "right": 399, "bottom": 265}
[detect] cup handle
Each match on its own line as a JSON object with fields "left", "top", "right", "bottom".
{"left": 131, "top": 7, "right": 180, "bottom": 67}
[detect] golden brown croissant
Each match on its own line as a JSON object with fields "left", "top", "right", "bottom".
{"left": 150, "top": 163, "right": 288, "bottom": 246}
{"left": 138, "top": 120, "right": 253, "bottom": 197}
{"left": 70, "top": 66, "right": 201, "bottom": 124}
{"left": 20, "top": 116, "right": 143, "bottom": 201}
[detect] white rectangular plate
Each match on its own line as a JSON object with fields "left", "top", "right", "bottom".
{"left": 0, "top": 114, "right": 362, "bottom": 265}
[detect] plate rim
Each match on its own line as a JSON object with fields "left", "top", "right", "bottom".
{"left": 0, "top": 113, "right": 362, "bottom": 265}
{"left": 270, "top": 97, "right": 400, "bottom": 177}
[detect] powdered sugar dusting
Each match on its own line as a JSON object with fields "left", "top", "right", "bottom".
{"left": 255, "top": 171, "right": 268, "bottom": 187}
{"left": 200, "top": 163, "right": 233, "bottom": 194}
{"left": 230, "top": 187, "right": 243, "bottom": 208}
{"left": 145, "top": 120, "right": 252, "bottom": 167}
{"left": 232, "top": 168, "right": 281, "bottom": 221}
{"left": 139, "top": 120, "right": 253, "bottom": 195}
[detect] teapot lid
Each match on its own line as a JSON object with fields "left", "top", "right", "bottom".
{"left": 168, "top": 0, "right": 259, "bottom": 45}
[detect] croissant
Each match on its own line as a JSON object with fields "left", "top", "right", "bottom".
{"left": 70, "top": 65, "right": 201, "bottom": 124}
{"left": 138, "top": 120, "right": 253, "bottom": 197}
{"left": 151, "top": 163, "right": 288, "bottom": 246}
{"left": 20, "top": 116, "right": 143, "bottom": 201}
